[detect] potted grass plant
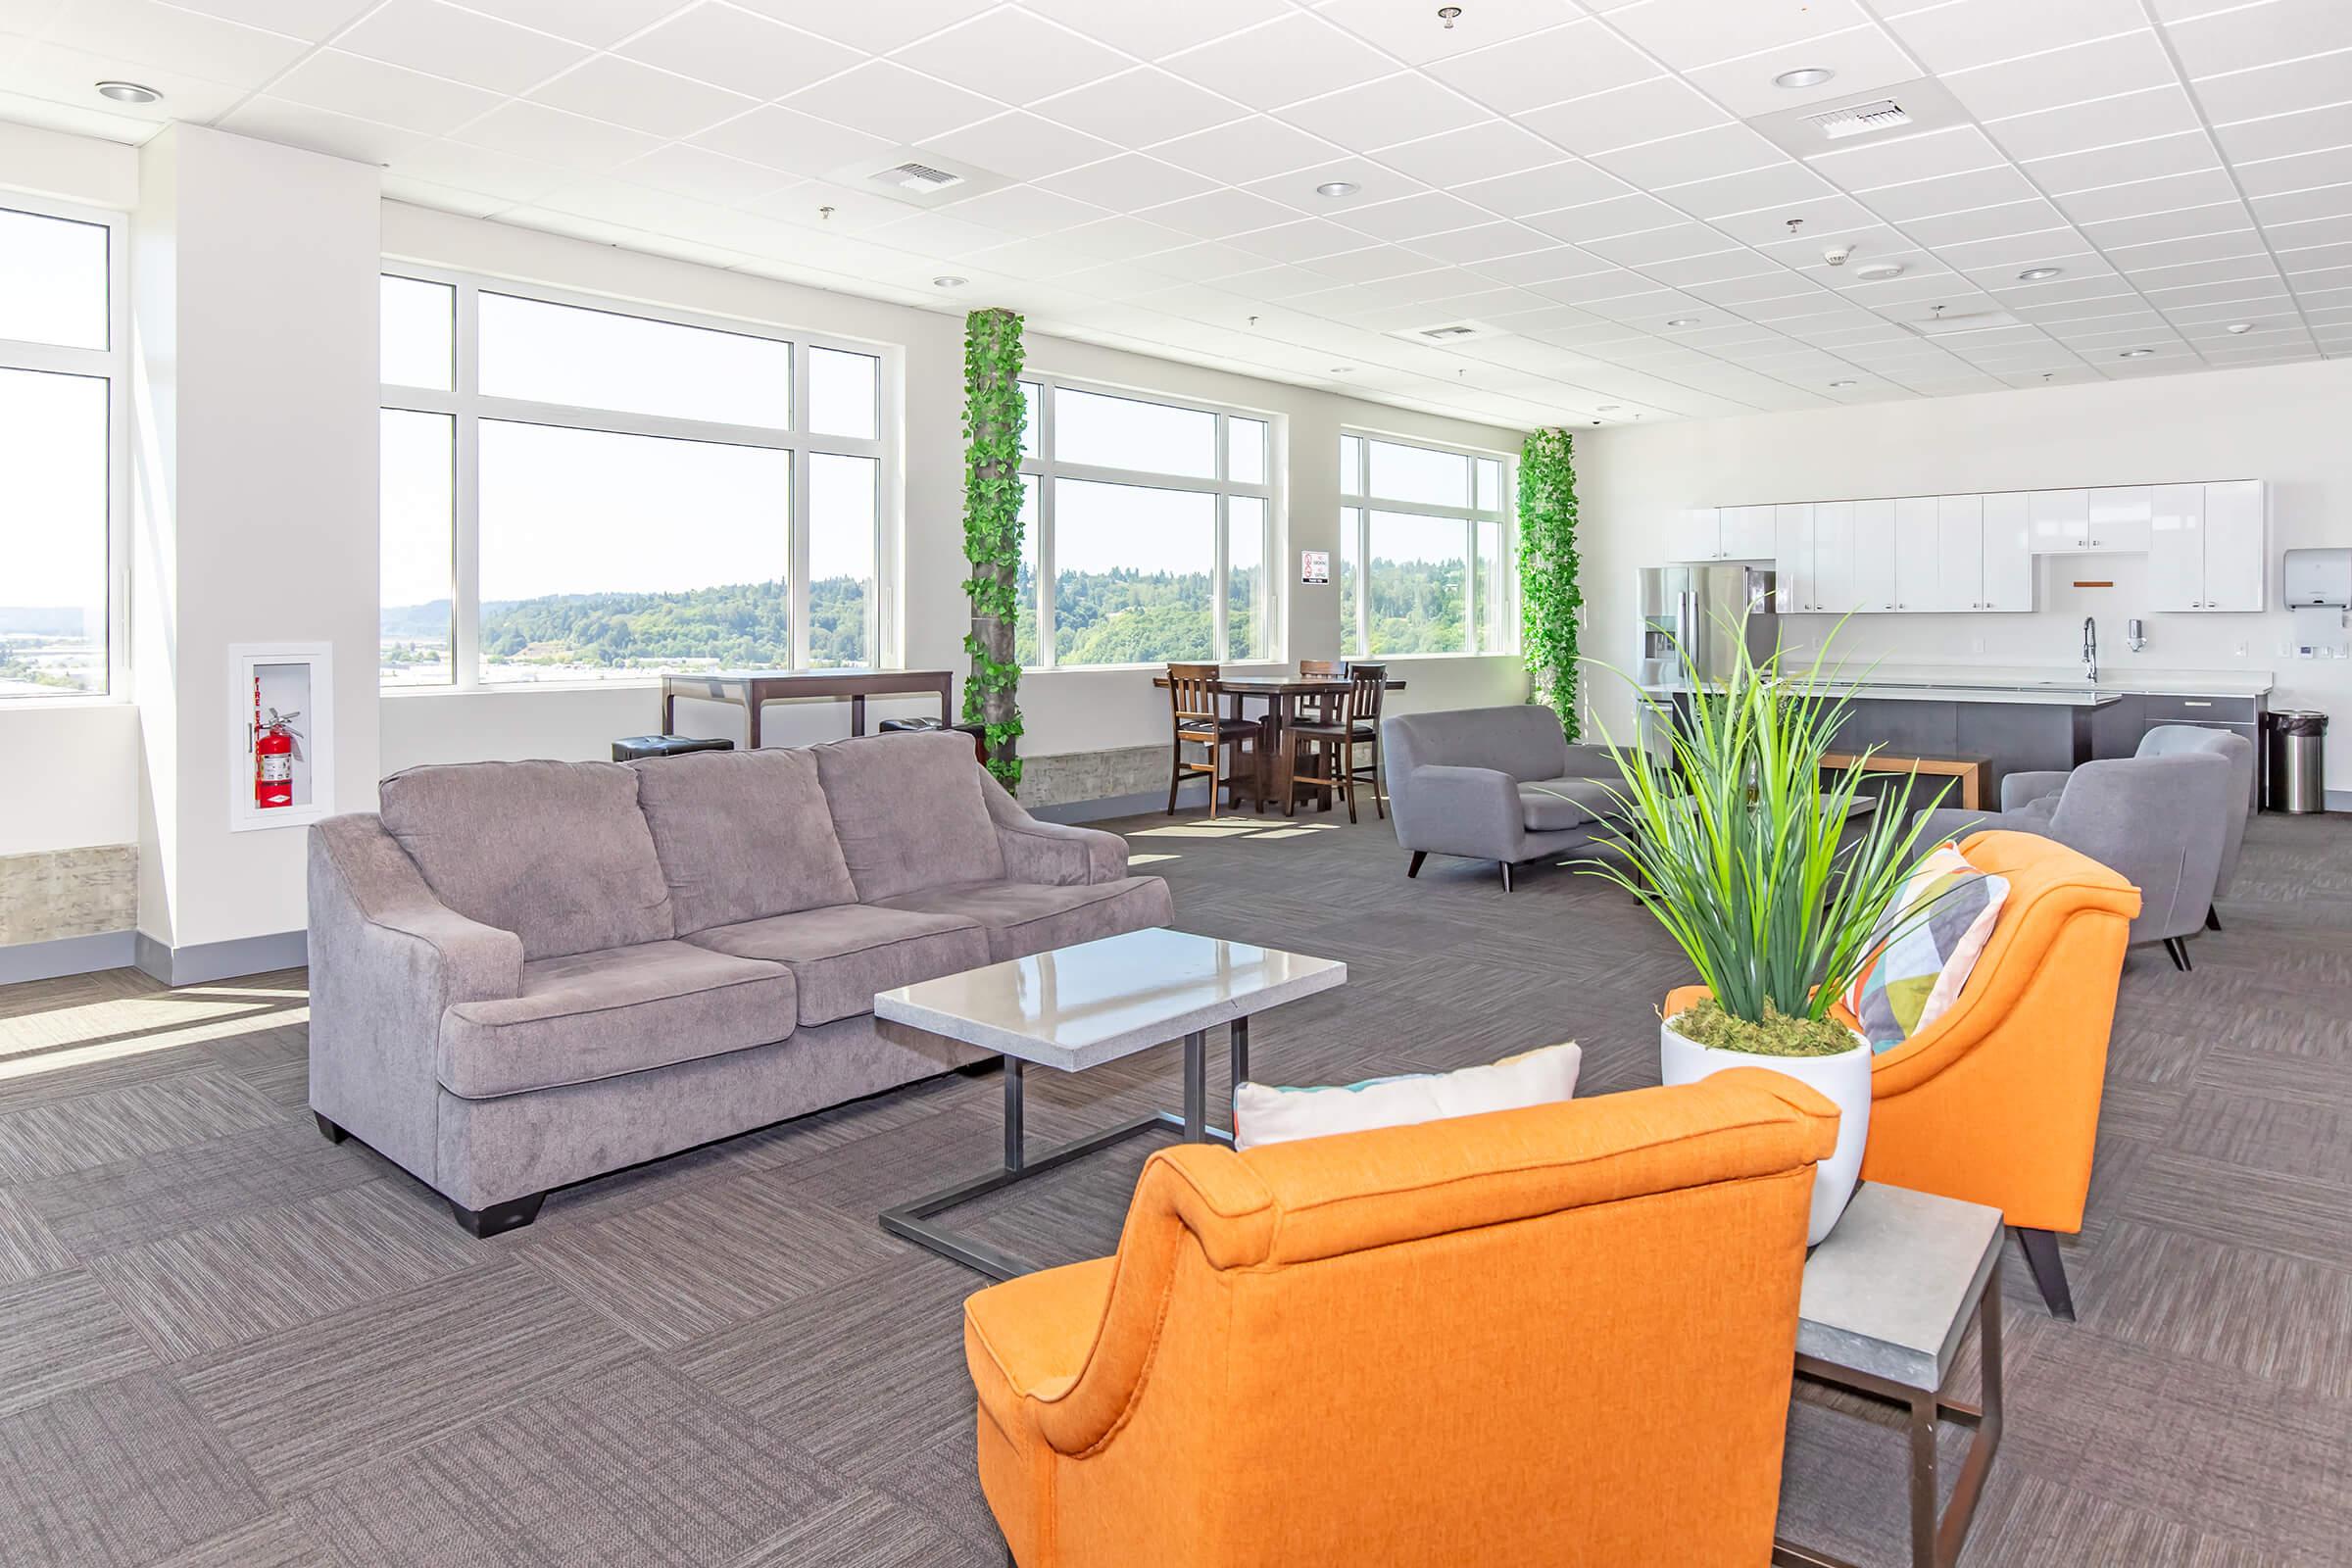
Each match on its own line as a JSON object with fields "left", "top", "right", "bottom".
{"left": 1575, "top": 628, "right": 1958, "bottom": 1244}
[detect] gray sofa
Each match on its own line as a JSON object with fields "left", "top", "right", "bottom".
{"left": 1382, "top": 705, "right": 1627, "bottom": 890}
{"left": 1918, "top": 723, "right": 2249, "bottom": 970}
{"left": 308, "top": 732, "right": 1171, "bottom": 1234}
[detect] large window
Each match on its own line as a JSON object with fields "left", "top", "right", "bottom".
{"left": 1016, "top": 378, "right": 1275, "bottom": 669}
{"left": 379, "top": 272, "right": 893, "bottom": 687}
{"left": 1338, "top": 433, "right": 1515, "bottom": 658}
{"left": 0, "top": 201, "right": 123, "bottom": 701}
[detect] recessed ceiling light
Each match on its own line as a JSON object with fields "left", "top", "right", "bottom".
{"left": 2120, "top": 348, "right": 2155, "bottom": 358}
{"left": 1596, "top": 405, "right": 1621, "bottom": 412}
{"left": 96, "top": 80, "right": 161, "bottom": 104}
{"left": 1315, "top": 180, "right": 1359, "bottom": 198}
{"left": 2017, "top": 267, "right": 2064, "bottom": 282}
{"left": 932, "top": 275, "right": 967, "bottom": 288}
{"left": 2226, "top": 321, "right": 2254, "bottom": 334}
{"left": 1774, "top": 67, "right": 1836, "bottom": 89}
{"left": 1328, "top": 366, "right": 1354, "bottom": 373}
{"left": 1829, "top": 380, "right": 1857, "bottom": 388}
{"left": 1665, "top": 317, "right": 1699, "bottom": 327}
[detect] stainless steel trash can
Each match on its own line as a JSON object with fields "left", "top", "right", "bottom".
{"left": 2262, "top": 710, "right": 2327, "bottom": 812}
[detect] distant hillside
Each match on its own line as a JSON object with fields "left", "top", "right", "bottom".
{"left": 0, "top": 608, "right": 93, "bottom": 637}
{"left": 384, "top": 577, "right": 865, "bottom": 668}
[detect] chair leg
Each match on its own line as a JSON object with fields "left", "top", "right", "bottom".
{"left": 1281, "top": 729, "right": 1299, "bottom": 818}
{"left": 2165, "top": 936, "right": 2192, "bottom": 971}
{"left": 1166, "top": 737, "right": 1182, "bottom": 815}
{"left": 1371, "top": 736, "right": 1387, "bottom": 819}
{"left": 2014, "top": 1227, "right": 2076, "bottom": 1321}
{"left": 1499, "top": 860, "right": 1514, "bottom": 893}
{"left": 1205, "top": 739, "right": 1220, "bottom": 822}
{"left": 2205, "top": 906, "right": 2223, "bottom": 932}
{"left": 1343, "top": 739, "right": 1358, "bottom": 824}
{"left": 1407, "top": 850, "right": 1427, "bottom": 878}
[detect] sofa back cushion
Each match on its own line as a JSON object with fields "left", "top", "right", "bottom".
{"left": 1384, "top": 705, "right": 1570, "bottom": 784}
{"left": 813, "top": 732, "right": 1004, "bottom": 901}
{"left": 631, "top": 749, "right": 858, "bottom": 935}
{"left": 379, "top": 760, "right": 674, "bottom": 960}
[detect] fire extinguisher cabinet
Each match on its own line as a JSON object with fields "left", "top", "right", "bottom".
{"left": 229, "top": 643, "right": 335, "bottom": 832}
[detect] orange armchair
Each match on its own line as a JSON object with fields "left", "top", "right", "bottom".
{"left": 1862, "top": 829, "right": 2139, "bottom": 1320}
{"left": 962, "top": 1070, "right": 1838, "bottom": 1568}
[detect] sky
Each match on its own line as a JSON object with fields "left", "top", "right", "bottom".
{"left": 1, "top": 208, "right": 109, "bottom": 621}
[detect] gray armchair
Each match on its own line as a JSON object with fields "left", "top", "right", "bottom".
{"left": 1918, "top": 724, "right": 2251, "bottom": 970}
{"left": 1382, "top": 706, "right": 1624, "bottom": 890}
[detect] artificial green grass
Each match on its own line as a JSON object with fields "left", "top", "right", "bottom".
{"left": 1667, "top": 996, "right": 1860, "bottom": 1058}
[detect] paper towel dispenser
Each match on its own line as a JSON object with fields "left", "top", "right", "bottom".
{"left": 2283, "top": 548, "right": 2352, "bottom": 609}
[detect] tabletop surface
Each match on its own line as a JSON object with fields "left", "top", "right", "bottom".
{"left": 1152, "top": 674, "right": 1407, "bottom": 693}
{"left": 873, "top": 927, "right": 1346, "bottom": 1072}
{"left": 1796, "top": 1182, "right": 2005, "bottom": 1392}
{"left": 665, "top": 668, "right": 951, "bottom": 684}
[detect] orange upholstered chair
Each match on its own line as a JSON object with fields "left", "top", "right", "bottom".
{"left": 962, "top": 1070, "right": 1838, "bottom": 1568}
{"left": 1666, "top": 829, "right": 2140, "bottom": 1323}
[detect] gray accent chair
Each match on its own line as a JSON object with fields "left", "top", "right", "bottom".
{"left": 308, "top": 733, "right": 1171, "bottom": 1235}
{"left": 1382, "top": 705, "right": 1625, "bottom": 890}
{"left": 1917, "top": 724, "right": 2250, "bottom": 971}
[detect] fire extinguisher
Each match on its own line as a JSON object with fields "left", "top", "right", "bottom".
{"left": 255, "top": 706, "right": 302, "bottom": 809}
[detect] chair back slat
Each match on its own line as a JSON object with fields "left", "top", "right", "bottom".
{"left": 1167, "top": 663, "right": 1221, "bottom": 726}
{"left": 1299, "top": 660, "right": 1346, "bottom": 678}
{"left": 1345, "top": 663, "right": 1389, "bottom": 726}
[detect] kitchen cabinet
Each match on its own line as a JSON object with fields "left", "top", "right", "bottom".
{"left": 2032, "top": 486, "right": 2152, "bottom": 552}
{"left": 2030, "top": 489, "right": 2089, "bottom": 552}
{"left": 1667, "top": 508, "right": 1721, "bottom": 564}
{"left": 1936, "top": 494, "right": 1984, "bottom": 612}
{"left": 1893, "top": 497, "right": 1939, "bottom": 612}
{"left": 1775, "top": 504, "right": 1816, "bottom": 611}
{"left": 1666, "top": 505, "right": 1774, "bottom": 562}
{"left": 2150, "top": 481, "right": 2266, "bottom": 612}
{"left": 1852, "top": 500, "right": 1897, "bottom": 612}
{"left": 1813, "top": 501, "right": 1855, "bottom": 615}
{"left": 1981, "top": 492, "right": 2034, "bottom": 612}
{"left": 1722, "top": 505, "right": 1776, "bottom": 561}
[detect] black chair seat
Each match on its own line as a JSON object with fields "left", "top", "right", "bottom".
{"left": 1178, "top": 717, "right": 1258, "bottom": 738}
{"left": 1288, "top": 720, "right": 1375, "bottom": 742}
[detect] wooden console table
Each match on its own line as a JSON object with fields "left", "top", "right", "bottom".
{"left": 1819, "top": 749, "right": 1990, "bottom": 810}
{"left": 662, "top": 669, "right": 955, "bottom": 750}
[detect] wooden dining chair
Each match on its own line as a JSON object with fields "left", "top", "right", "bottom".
{"left": 1283, "top": 663, "right": 1389, "bottom": 822}
{"left": 1167, "top": 663, "right": 1260, "bottom": 818}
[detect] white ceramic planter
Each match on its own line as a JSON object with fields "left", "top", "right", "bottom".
{"left": 1659, "top": 1009, "right": 1871, "bottom": 1246}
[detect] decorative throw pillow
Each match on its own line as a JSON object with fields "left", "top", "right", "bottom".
{"left": 1232, "top": 1042, "right": 1582, "bottom": 1152}
{"left": 1843, "top": 842, "right": 2010, "bottom": 1054}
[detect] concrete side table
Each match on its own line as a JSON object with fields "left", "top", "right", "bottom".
{"left": 1773, "top": 1182, "right": 2007, "bottom": 1568}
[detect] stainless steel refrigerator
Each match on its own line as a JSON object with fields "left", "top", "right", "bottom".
{"left": 1637, "top": 564, "right": 1780, "bottom": 686}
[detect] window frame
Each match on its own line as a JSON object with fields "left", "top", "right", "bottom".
{"left": 1016, "top": 372, "right": 1280, "bottom": 671}
{"left": 378, "top": 265, "right": 902, "bottom": 692}
{"left": 0, "top": 194, "right": 129, "bottom": 708}
{"left": 1338, "top": 428, "right": 1518, "bottom": 660}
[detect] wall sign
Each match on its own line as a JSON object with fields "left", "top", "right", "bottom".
{"left": 1299, "top": 550, "right": 1331, "bottom": 585}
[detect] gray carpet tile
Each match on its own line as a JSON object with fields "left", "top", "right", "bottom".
{"left": 178, "top": 1260, "right": 640, "bottom": 1497}
{"left": 0, "top": 1371, "right": 269, "bottom": 1568}
{"left": 0, "top": 808, "right": 2347, "bottom": 1564}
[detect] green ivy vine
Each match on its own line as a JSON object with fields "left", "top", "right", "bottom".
{"left": 1518, "top": 428, "right": 1582, "bottom": 741}
{"left": 961, "top": 307, "right": 1028, "bottom": 791}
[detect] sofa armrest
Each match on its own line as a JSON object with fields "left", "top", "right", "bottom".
{"left": 1999, "top": 769, "right": 2070, "bottom": 811}
{"left": 1560, "top": 743, "right": 1629, "bottom": 779}
{"left": 1391, "top": 763, "right": 1525, "bottom": 860}
{"left": 307, "top": 814, "right": 522, "bottom": 1183}
{"left": 980, "top": 771, "right": 1126, "bottom": 885}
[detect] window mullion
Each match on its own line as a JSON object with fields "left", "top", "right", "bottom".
{"left": 453, "top": 280, "right": 482, "bottom": 691}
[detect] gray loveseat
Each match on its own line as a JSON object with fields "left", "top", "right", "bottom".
{"left": 1382, "top": 705, "right": 1626, "bottom": 890}
{"left": 308, "top": 732, "right": 1171, "bottom": 1234}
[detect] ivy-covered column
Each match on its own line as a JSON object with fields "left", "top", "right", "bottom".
{"left": 961, "top": 307, "right": 1028, "bottom": 790}
{"left": 1518, "top": 428, "right": 1582, "bottom": 740}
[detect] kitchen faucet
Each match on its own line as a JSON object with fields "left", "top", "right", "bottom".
{"left": 2082, "top": 615, "right": 2098, "bottom": 684}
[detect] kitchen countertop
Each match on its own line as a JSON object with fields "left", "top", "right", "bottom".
{"left": 1644, "top": 662, "right": 2274, "bottom": 707}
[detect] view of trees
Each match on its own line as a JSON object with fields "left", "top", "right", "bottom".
{"left": 380, "top": 576, "right": 869, "bottom": 677}
{"left": 1337, "top": 555, "right": 1471, "bottom": 656}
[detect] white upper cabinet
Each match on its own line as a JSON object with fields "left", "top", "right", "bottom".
{"left": 2151, "top": 480, "right": 2266, "bottom": 611}
{"left": 2148, "top": 484, "right": 2204, "bottom": 611}
{"left": 1775, "top": 503, "right": 1816, "bottom": 611}
{"left": 1893, "top": 497, "right": 1939, "bottom": 612}
{"left": 1721, "top": 504, "right": 1776, "bottom": 561}
{"left": 1981, "top": 493, "right": 2034, "bottom": 612}
{"left": 1666, "top": 508, "right": 1721, "bottom": 563}
{"left": 2085, "top": 487, "right": 2153, "bottom": 553}
{"left": 1851, "top": 500, "right": 1897, "bottom": 612}
{"left": 1813, "top": 501, "right": 1856, "bottom": 616}
{"left": 2030, "top": 489, "right": 2089, "bottom": 551}
{"left": 1935, "top": 494, "right": 1984, "bottom": 612}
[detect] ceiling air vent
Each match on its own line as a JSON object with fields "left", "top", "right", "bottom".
{"left": 1804, "top": 99, "right": 1912, "bottom": 140}
{"left": 1391, "top": 318, "right": 1501, "bottom": 345}
{"left": 881, "top": 161, "right": 964, "bottom": 195}
{"left": 1904, "top": 309, "right": 2024, "bottom": 338}
{"left": 835, "top": 147, "right": 1009, "bottom": 209}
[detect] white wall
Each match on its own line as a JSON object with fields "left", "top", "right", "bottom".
{"left": 375, "top": 203, "right": 1528, "bottom": 775}
{"left": 1579, "top": 358, "right": 2352, "bottom": 778}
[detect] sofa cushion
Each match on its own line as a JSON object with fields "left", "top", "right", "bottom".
{"left": 877, "top": 877, "right": 1174, "bottom": 963}
{"left": 631, "top": 749, "right": 859, "bottom": 935}
{"left": 686, "top": 904, "right": 991, "bottom": 1026}
{"left": 381, "top": 760, "right": 673, "bottom": 961}
{"left": 1519, "top": 776, "right": 1617, "bottom": 832}
{"left": 813, "top": 732, "right": 1004, "bottom": 902}
{"left": 439, "top": 940, "right": 794, "bottom": 1099}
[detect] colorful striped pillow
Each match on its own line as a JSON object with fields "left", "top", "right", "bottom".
{"left": 1843, "top": 843, "right": 2010, "bottom": 1053}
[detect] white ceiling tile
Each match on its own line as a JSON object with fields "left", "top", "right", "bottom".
{"left": 1338, "top": 188, "right": 1493, "bottom": 241}
{"left": 1903, "top": 197, "right": 2070, "bottom": 246}
{"left": 1707, "top": 195, "right": 1876, "bottom": 245}
{"left": 1465, "top": 246, "right": 1616, "bottom": 286}
{"left": 1054, "top": 215, "right": 1194, "bottom": 263}
{"left": 48, "top": 0, "right": 311, "bottom": 85}
{"left": 1403, "top": 220, "right": 1558, "bottom": 266}
{"left": 1638, "top": 248, "right": 1780, "bottom": 287}
{"left": 1034, "top": 67, "right": 1250, "bottom": 147}
{"left": 532, "top": 56, "right": 757, "bottom": 140}
{"left": 2024, "top": 131, "right": 2221, "bottom": 196}
{"left": 1015, "top": 0, "right": 1287, "bottom": 61}
{"left": 689, "top": 102, "right": 893, "bottom": 175}
{"left": 1925, "top": 224, "right": 2091, "bottom": 269}
{"left": 1376, "top": 119, "right": 1559, "bottom": 187}
{"left": 1223, "top": 218, "right": 1384, "bottom": 263}
{"left": 447, "top": 0, "right": 683, "bottom": 47}
{"left": 2055, "top": 168, "right": 2241, "bottom": 225}
{"left": 1592, "top": 124, "right": 1787, "bottom": 190}
{"left": 1152, "top": 116, "right": 1339, "bottom": 184}
{"left": 925, "top": 112, "right": 1121, "bottom": 183}
{"left": 1452, "top": 161, "right": 1628, "bottom": 219}
{"left": 2237, "top": 146, "right": 2352, "bottom": 199}
{"left": 379, "top": 172, "right": 510, "bottom": 216}
{"left": 2127, "top": 253, "right": 2286, "bottom": 291}
{"left": 2082, "top": 199, "right": 2252, "bottom": 249}
{"left": 1035, "top": 152, "right": 1216, "bottom": 211}
{"left": 1653, "top": 161, "right": 1832, "bottom": 220}
{"left": 1984, "top": 85, "right": 2206, "bottom": 164}
{"left": 780, "top": 61, "right": 1002, "bottom": 144}
{"left": 1139, "top": 186, "right": 1298, "bottom": 239}
{"left": 1582, "top": 222, "right": 1739, "bottom": 267}
{"left": 1607, "top": 0, "right": 1870, "bottom": 74}
{"left": 894, "top": 8, "right": 1132, "bottom": 106}
{"left": 160, "top": 0, "right": 372, "bottom": 41}
{"left": 452, "top": 99, "right": 666, "bottom": 170}
{"left": 1310, "top": 244, "right": 1464, "bottom": 284}
{"left": 613, "top": 143, "right": 795, "bottom": 206}
{"left": 1886, "top": 0, "right": 2148, "bottom": 74}
{"left": 2265, "top": 211, "right": 2352, "bottom": 249}
{"left": 943, "top": 181, "right": 1109, "bottom": 235}
{"left": 1276, "top": 71, "right": 1488, "bottom": 152}
{"left": 1943, "top": 29, "right": 2177, "bottom": 122}
{"left": 1806, "top": 124, "right": 2007, "bottom": 191}
{"left": 1517, "top": 76, "right": 1729, "bottom": 156}
{"left": 1425, "top": 19, "right": 1661, "bottom": 115}
{"left": 1682, "top": 24, "right": 1923, "bottom": 120}
{"left": 728, "top": 0, "right": 993, "bottom": 55}
{"left": 1525, "top": 191, "right": 1686, "bottom": 241}
{"left": 269, "top": 49, "right": 501, "bottom": 137}
{"left": 1316, "top": 0, "right": 1569, "bottom": 66}
{"left": 2189, "top": 48, "right": 2352, "bottom": 125}
{"left": 861, "top": 205, "right": 1012, "bottom": 256}
{"left": 2252, "top": 182, "right": 2352, "bottom": 225}
{"left": 1237, "top": 156, "right": 1422, "bottom": 213}
{"left": 2168, "top": 0, "right": 2352, "bottom": 81}
{"left": 383, "top": 136, "right": 568, "bottom": 203}
{"left": 616, "top": 4, "right": 865, "bottom": 101}
{"left": 217, "top": 94, "right": 431, "bottom": 163}
{"left": 1161, "top": 11, "right": 1394, "bottom": 109}
{"left": 338, "top": 0, "right": 590, "bottom": 95}
{"left": 1864, "top": 164, "right": 2041, "bottom": 222}
{"left": 2216, "top": 101, "right": 2352, "bottom": 168}
{"left": 2103, "top": 228, "right": 2266, "bottom": 270}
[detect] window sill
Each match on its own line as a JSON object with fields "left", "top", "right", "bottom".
{"left": 381, "top": 680, "right": 659, "bottom": 698}
{"left": 0, "top": 694, "right": 129, "bottom": 712}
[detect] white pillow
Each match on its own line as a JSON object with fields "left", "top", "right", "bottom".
{"left": 1232, "top": 1042, "right": 1582, "bottom": 1152}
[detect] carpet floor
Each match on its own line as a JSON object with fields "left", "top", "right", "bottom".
{"left": 0, "top": 807, "right": 2346, "bottom": 1566}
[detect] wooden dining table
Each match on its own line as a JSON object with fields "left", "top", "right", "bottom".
{"left": 1152, "top": 671, "right": 1406, "bottom": 811}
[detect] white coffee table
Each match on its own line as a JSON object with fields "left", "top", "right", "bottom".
{"left": 872, "top": 926, "right": 1345, "bottom": 1280}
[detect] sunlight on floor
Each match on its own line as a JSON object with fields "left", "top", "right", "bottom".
{"left": 0, "top": 978, "right": 308, "bottom": 1081}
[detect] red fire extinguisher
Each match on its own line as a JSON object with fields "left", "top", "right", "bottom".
{"left": 255, "top": 705, "right": 301, "bottom": 809}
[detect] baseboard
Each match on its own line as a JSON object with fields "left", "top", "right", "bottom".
{"left": 1033, "top": 780, "right": 1214, "bottom": 824}
{"left": 0, "top": 929, "right": 138, "bottom": 986}
{"left": 133, "top": 929, "right": 310, "bottom": 987}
